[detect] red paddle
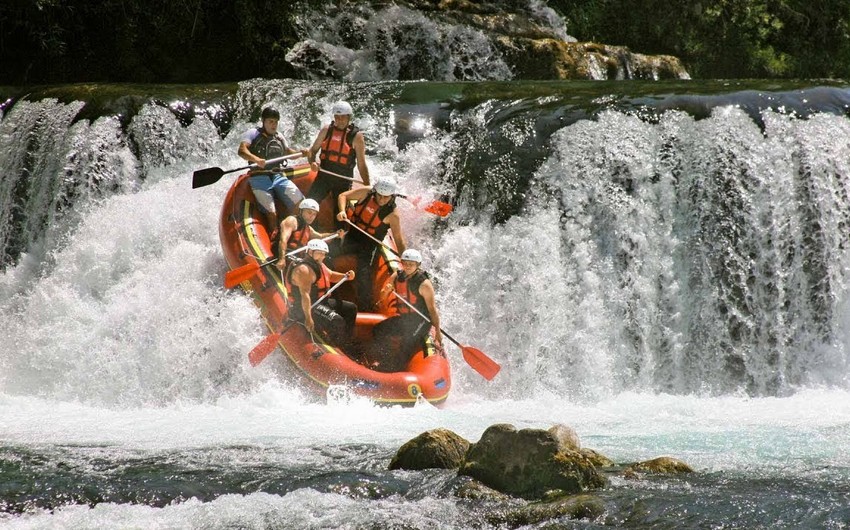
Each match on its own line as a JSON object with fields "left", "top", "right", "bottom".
{"left": 318, "top": 168, "right": 452, "bottom": 217}
{"left": 401, "top": 195, "right": 453, "bottom": 217}
{"left": 391, "top": 291, "right": 500, "bottom": 381}
{"left": 247, "top": 276, "right": 350, "bottom": 366}
{"left": 248, "top": 332, "right": 283, "bottom": 366}
{"left": 223, "top": 233, "right": 340, "bottom": 289}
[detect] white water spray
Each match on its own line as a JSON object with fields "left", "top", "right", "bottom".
{"left": 432, "top": 106, "right": 850, "bottom": 398}
{"left": 288, "top": 5, "right": 514, "bottom": 82}
{"left": 2, "top": 87, "right": 850, "bottom": 412}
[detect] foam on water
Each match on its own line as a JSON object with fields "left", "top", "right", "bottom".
{"left": 0, "top": 490, "right": 471, "bottom": 530}
{"left": 432, "top": 106, "right": 850, "bottom": 399}
{"left": 2, "top": 387, "right": 849, "bottom": 470}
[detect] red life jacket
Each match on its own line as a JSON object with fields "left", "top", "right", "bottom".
{"left": 286, "top": 215, "right": 312, "bottom": 252}
{"left": 347, "top": 191, "right": 396, "bottom": 240}
{"left": 394, "top": 270, "right": 431, "bottom": 318}
{"left": 319, "top": 122, "right": 359, "bottom": 176}
{"left": 285, "top": 255, "right": 332, "bottom": 307}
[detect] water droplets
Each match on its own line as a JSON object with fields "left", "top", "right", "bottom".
{"left": 288, "top": 5, "right": 513, "bottom": 82}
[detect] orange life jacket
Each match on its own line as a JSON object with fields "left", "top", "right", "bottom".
{"left": 347, "top": 191, "right": 396, "bottom": 241}
{"left": 319, "top": 122, "right": 359, "bottom": 175}
{"left": 286, "top": 215, "right": 312, "bottom": 252}
{"left": 394, "top": 270, "right": 431, "bottom": 318}
{"left": 285, "top": 255, "right": 332, "bottom": 308}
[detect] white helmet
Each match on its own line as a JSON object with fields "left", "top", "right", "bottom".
{"left": 401, "top": 249, "right": 422, "bottom": 263}
{"left": 373, "top": 177, "right": 397, "bottom": 196}
{"left": 331, "top": 101, "right": 353, "bottom": 116}
{"left": 299, "top": 198, "right": 320, "bottom": 212}
{"left": 307, "top": 239, "right": 329, "bottom": 253}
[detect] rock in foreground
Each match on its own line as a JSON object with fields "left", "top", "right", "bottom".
{"left": 458, "top": 423, "right": 607, "bottom": 498}
{"left": 389, "top": 428, "right": 471, "bottom": 470}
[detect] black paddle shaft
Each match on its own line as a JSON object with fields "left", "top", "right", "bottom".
{"left": 191, "top": 153, "right": 303, "bottom": 189}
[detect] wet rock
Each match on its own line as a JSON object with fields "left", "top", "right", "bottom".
{"left": 486, "top": 493, "right": 605, "bottom": 527}
{"left": 548, "top": 423, "right": 580, "bottom": 451}
{"left": 626, "top": 456, "right": 694, "bottom": 474}
{"left": 494, "top": 37, "right": 689, "bottom": 80}
{"left": 450, "top": 476, "right": 510, "bottom": 501}
{"left": 389, "top": 428, "right": 471, "bottom": 470}
{"left": 284, "top": 40, "right": 353, "bottom": 80}
{"left": 580, "top": 447, "right": 615, "bottom": 468}
{"left": 459, "top": 423, "right": 607, "bottom": 499}
{"left": 288, "top": 1, "right": 690, "bottom": 81}
{"left": 623, "top": 467, "right": 640, "bottom": 480}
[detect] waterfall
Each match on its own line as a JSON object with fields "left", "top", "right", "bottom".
{"left": 1, "top": 82, "right": 850, "bottom": 406}
{"left": 286, "top": 4, "right": 530, "bottom": 82}
{"left": 436, "top": 106, "right": 850, "bottom": 399}
{"left": 0, "top": 99, "right": 136, "bottom": 271}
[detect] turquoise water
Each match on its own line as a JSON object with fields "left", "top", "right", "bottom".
{"left": 2, "top": 390, "right": 850, "bottom": 527}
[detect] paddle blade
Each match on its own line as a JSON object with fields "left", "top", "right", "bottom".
{"left": 422, "top": 200, "right": 452, "bottom": 217}
{"left": 461, "top": 345, "right": 500, "bottom": 381}
{"left": 224, "top": 262, "right": 260, "bottom": 289}
{"left": 405, "top": 196, "right": 452, "bottom": 217}
{"left": 248, "top": 332, "right": 281, "bottom": 366}
{"left": 192, "top": 167, "right": 224, "bottom": 188}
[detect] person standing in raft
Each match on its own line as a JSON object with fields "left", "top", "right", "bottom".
{"left": 276, "top": 198, "right": 345, "bottom": 264}
{"left": 305, "top": 101, "right": 371, "bottom": 223}
{"left": 372, "top": 248, "right": 442, "bottom": 372}
{"left": 336, "top": 177, "right": 407, "bottom": 311}
{"left": 237, "top": 106, "right": 310, "bottom": 231}
{"left": 286, "top": 239, "right": 357, "bottom": 350}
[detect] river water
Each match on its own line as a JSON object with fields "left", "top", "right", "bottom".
{"left": 2, "top": 79, "right": 850, "bottom": 528}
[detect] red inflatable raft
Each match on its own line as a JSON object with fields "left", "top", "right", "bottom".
{"left": 219, "top": 164, "right": 452, "bottom": 405}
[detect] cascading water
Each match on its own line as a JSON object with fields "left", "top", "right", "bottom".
{"left": 0, "top": 99, "right": 137, "bottom": 275}
{"left": 2, "top": 80, "right": 850, "bottom": 528}
{"left": 480, "top": 107, "right": 850, "bottom": 398}
{"left": 3, "top": 82, "right": 850, "bottom": 401}
{"left": 286, "top": 2, "right": 562, "bottom": 82}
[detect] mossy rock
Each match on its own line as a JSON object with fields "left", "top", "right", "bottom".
{"left": 451, "top": 476, "right": 510, "bottom": 501}
{"left": 389, "top": 428, "right": 471, "bottom": 470}
{"left": 459, "top": 423, "right": 606, "bottom": 499}
{"left": 627, "top": 456, "right": 694, "bottom": 474}
{"left": 580, "top": 448, "right": 615, "bottom": 468}
{"left": 486, "top": 494, "right": 605, "bottom": 527}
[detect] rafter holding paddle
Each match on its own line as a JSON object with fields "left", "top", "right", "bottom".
{"left": 335, "top": 222, "right": 498, "bottom": 380}
{"left": 192, "top": 152, "right": 304, "bottom": 189}
{"left": 391, "top": 291, "right": 500, "bottom": 381}
{"left": 214, "top": 103, "right": 454, "bottom": 405}
{"left": 223, "top": 233, "right": 341, "bottom": 289}
{"left": 318, "top": 167, "right": 452, "bottom": 217}
{"left": 344, "top": 220, "right": 400, "bottom": 258}
{"left": 248, "top": 276, "right": 350, "bottom": 366}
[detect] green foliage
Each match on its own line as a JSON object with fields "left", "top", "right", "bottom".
{"left": 552, "top": 0, "right": 850, "bottom": 79}
{"left": 0, "top": 0, "right": 300, "bottom": 84}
